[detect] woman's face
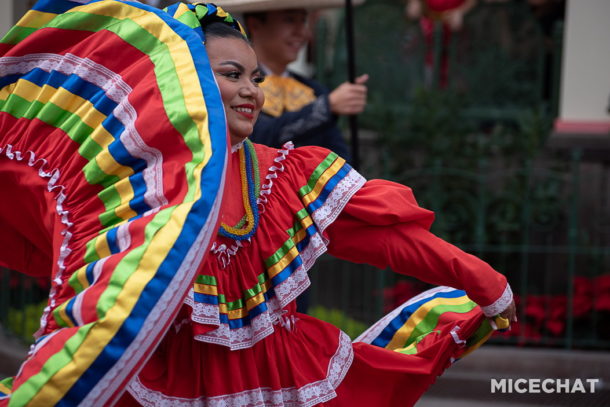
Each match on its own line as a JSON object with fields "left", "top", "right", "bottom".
{"left": 206, "top": 36, "right": 264, "bottom": 145}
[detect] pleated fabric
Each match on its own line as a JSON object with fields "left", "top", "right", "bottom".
{"left": 0, "top": 1, "right": 228, "bottom": 405}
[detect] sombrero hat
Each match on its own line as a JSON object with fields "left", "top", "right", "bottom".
{"left": 205, "top": 0, "right": 365, "bottom": 13}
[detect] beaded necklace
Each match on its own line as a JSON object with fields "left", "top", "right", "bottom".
{"left": 219, "top": 140, "right": 260, "bottom": 240}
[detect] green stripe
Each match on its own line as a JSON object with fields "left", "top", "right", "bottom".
{"left": 84, "top": 239, "right": 101, "bottom": 264}
{"left": 68, "top": 270, "right": 86, "bottom": 295}
{"left": 195, "top": 272, "right": 266, "bottom": 311}
{"left": 264, "top": 208, "right": 312, "bottom": 268}
{"left": 0, "top": 93, "right": 124, "bottom": 227}
{"left": 395, "top": 330, "right": 441, "bottom": 355}
{"left": 52, "top": 303, "right": 70, "bottom": 328}
{"left": 44, "top": 10, "right": 204, "bottom": 201}
{"left": 195, "top": 274, "right": 217, "bottom": 285}
{"left": 297, "top": 152, "right": 337, "bottom": 198}
{"left": 403, "top": 299, "right": 478, "bottom": 347}
{"left": 466, "top": 319, "right": 493, "bottom": 348}
{"left": 95, "top": 204, "right": 177, "bottom": 320}
{"left": 174, "top": 10, "right": 200, "bottom": 29}
{"left": 0, "top": 25, "right": 37, "bottom": 45}
{"left": 264, "top": 234, "right": 296, "bottom": 269}
{"left": 0, "top": 376, "right": 14, "bottom": 392}
{"left": 8, "top": 324, "right": 94, "bottom": 405}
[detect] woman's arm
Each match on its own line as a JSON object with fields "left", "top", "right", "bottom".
{"left": 325, "top": 179, "right": 514, "bottom": 318}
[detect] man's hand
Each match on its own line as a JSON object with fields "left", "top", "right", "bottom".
{"left": 329, "top": 74, "right": 369, "bottom": 116}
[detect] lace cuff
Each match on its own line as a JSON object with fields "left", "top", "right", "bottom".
{"left": 481, "top": 283, "right": 513, "bottom": 317}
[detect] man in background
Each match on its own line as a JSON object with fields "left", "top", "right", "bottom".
{"left": 243, "top": 7, "right": 368, "bottom": 161}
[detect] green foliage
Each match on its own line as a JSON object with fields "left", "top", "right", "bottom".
{"left": 376, "top": 85, "right": 566, "bottom": 249}
{"left": 6, "top": 301, "right": 46, "bottom": 343}
{"left": 309, "top": 305, "right": 368, "bottom": 340}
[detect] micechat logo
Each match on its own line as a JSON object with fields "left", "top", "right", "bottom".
{"left": 491, "top": 378, "right": 601, "bottom": 394}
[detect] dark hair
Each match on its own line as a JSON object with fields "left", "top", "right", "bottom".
{"left": 203, "top": 21, "right": 250, "bottom": 43}
{"left": 242, "top": 12, "right": 267, "bottom": 40}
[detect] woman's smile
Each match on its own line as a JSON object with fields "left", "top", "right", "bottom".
{"left": 232, "top": 103, "right": 255, "bottom": 120}
{"left": 206, "top": 35, "right": 265, "bottom": 145}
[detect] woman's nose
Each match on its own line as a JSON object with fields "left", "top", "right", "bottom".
{"left": 239, "top": 81, "right": 257, "bottom": 96}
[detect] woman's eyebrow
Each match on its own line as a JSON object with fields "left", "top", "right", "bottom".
{"left": 219, "top": 61, "right": 245, "bottom": 72}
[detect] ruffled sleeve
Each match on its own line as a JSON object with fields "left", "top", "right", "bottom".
{"left": 326, "top": 179, "right": 512, "bottom": 316}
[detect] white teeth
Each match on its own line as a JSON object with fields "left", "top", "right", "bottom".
{"left": 234, "top": 107, "right": 253, "bottom": 113}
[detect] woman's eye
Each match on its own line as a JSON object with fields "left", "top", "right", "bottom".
{"left": 220, "top": 71, "right": 240, "bottom": 80}
{"left": 252, "top": 75, "right": 265, "bottom": 85}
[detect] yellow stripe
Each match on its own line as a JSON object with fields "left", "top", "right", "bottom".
{"left": 25, "top": 1, "right": 215, "bottom": 399}
{"left": 112, "top": 178, "right": 138, "bottom": 220}
{"left": 244, "top": 291, "right": 266, "bottom": 312}
{"left": 460, "top": 331, "right": 493, "bottom": 359}
{"left": 30, "top": 202, "right": 195, "bottom": 405}
{"left": 4, "top": 80, "right": 138, "bottom": 218}
{"left": 266, "top": 245, "right": 300, "bottom": 279}
{"left": 195, "top": 280, "right": 273, "bottom": 319}
{"left": 386, "top": 296, "right": 472, "bottom": 350}
{"left": 172, "top": 3, "right": 191, "bottom": 19}
{"left": 75, "top": 266, "right": 91, "bottom": 291}
{"left": 10, "top": 80, "right": 106, "bottom": 129}
{"left": 79, "top": 2, "right": 213, "bottom": 178}
{"left": 0, "top": 382, "right": 13, "bottom": 395}
{"left": 193, "top": 283, "right": 218, "bottom": 296}
{"left": 265, "top": 215, "right": 313, "bottom": 276}
{"left": 55, "top": 303, "right": 75, "bottom": 328}
{"left": 94, "top": 235, "right": 112, "bottom": 259}
{"left": 291, "top": 215, "right": 314, "bottom": 244}
{"left": 301, "top": 157, "right": 345, "bottom": 207}
{"left": 15, "top": 10, "right": 57, "bottom": 29}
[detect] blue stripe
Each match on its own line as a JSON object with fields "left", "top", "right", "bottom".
{"left": 85, "top": 262, "right": 95, "bottom": 286}
{"left": 306, "top": 163, "right": 350, "bottom": 213}
{"left": 0, "top": 74, "right": 23, "bottom": 90}
{"left": 371, "top": 289, "right": 467, "bottom": 348}
{"left": 271, "top": 255, "right": 302, "bottom": 287}
{"left": 21, "top": 68, "right": 117, "bottom": 117}
{"left": 294, "top": 223, "right": 317, "bottom": 253}
{"left": 1, "top": 68, "right": 150, "bottom": 207}
{"left": 57, "top": 0, "right": 228, "bottom": 403}
{"left": 32, "top": 0, "right": 96, "bottom": 14}
{"left": 163, "top": 2, "right": 181, "bottom": 16}
{"left": 106, "top": 227, "right": 120, "bottom": 254}
{"left": 225, "top": 300, "right": 269, "bottom": 329}
{"left": 64, "top": 297, "right": 79, "bottom": 327}
{"left": 193, "top": 292, "right": 219, "bottom": 305}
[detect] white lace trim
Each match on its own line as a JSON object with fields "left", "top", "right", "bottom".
{"left": 354, "top": 286, "right": 457, "bottom": 344}
{"left": 186, "top": 239, "right": 316, "bottom": 350}
{"left": 190, "top": 164, "right": 365, "bottom": 350}
{"left": 310, "top": 168, "right": 366, "bottom": 233}
{"left": 481, "top": 283, "right": 513, "bottom": 317}
{"left": 126, "top": 330, "right": 354, "bottom": 407}
{"left": 83, "top": 154, "right": 228, "bottom": 407}
{"left": 0, "top": 144, "right": 73, "bottom": 337}
{"left": 0, "top": 53, "right": 167, "bottom": 212}
{"left": 231, "top": 141, "right": 244, "bottom": 153}
{"left": 211, "top": 142, "right": 294, "bottom": 268}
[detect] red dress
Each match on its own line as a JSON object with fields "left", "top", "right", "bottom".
{"left": 121, "top": 142, "right": 512, "bottom": 406}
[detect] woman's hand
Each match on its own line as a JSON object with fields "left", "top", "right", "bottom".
{"left": 499, "top": 299, "right": 517, "bottom": 322}
{"left": 329, "top": 74, "right": 369, "bottom": 116}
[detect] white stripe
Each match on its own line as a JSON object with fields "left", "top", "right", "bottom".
{"left": 0, "top": 53, "right": 167, "bottom": 211}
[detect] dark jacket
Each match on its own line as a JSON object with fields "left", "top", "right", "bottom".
{"left": 249, "top": 71, "right": 350, "bottom": 161}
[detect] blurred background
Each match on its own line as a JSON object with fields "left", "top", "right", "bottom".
{"left": 1, "top": 0, "right": 609, "bottom": 405}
